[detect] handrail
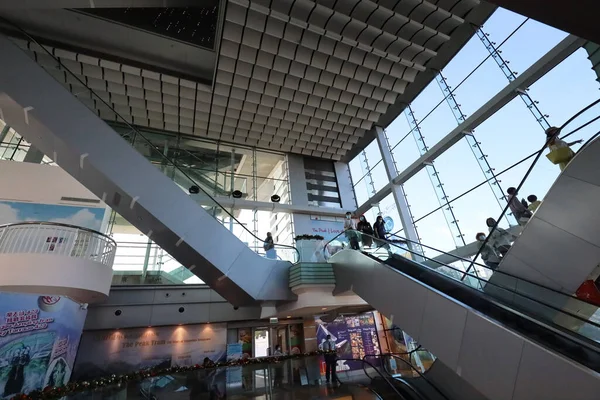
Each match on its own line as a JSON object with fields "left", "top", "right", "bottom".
{"left": 383, "top": 232, "right": 599, "bottom": 308}
{"left": 0, "top": 221, "right": 116, "bottom": 246}
{"left": 0, "top": 21, "right": 299, "bottom": 262}
{"left": 0, "top": 221, "right": 117, "bottom": 267}
{"left": 335, "top": 357, "right": 405, "bottom": 398}
{"left": 324, "top": 230, "right": 600, "bottom": 334}
{"left": 388, "top": 111, "right": 600, "bottom": 239}
{"left": 367, "top": 353, "right": 449, "bottom": 400}
{"left": 468, "top": 100, "right": 600, "bottom": 275}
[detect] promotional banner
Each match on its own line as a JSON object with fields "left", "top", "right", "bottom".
{"left": 238, "top": 329, "right": 252, "bottom": 358}
{"left": 315, "top": 312, "right": 380, "bottom": 373}
{"left": 73, "top": 323, "right": 227, "bottom": 380}
{"left": 0, "top": 293, "right": 87, "bottom": 397}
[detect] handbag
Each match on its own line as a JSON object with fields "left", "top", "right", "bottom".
{"left": 546, "top": 146, "right": 574, "bottom": 164}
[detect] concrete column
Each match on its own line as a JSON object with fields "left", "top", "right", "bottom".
{"left": 287, "top": 154, "right": 308, "bottom": 207}
{"left": 374, "top": 126, "right": 421, "bottom": 257}
{"left": 334, "top": 162, "right": 356, "bottom": 210}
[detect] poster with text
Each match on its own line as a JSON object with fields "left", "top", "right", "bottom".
{"left": 315, "top": 312, "right": 380, "bottom": 372}
{"left": 73, "top": 324, "right": 227, "bottom": 379}
{"left": 73, "top": 323, "right": 227, "bottom": 380}
{"left": 309, "top": 219, "right": 344, "bottom": 241}
{"left": 0, "top": 293, "right": 87, "bottom": 398}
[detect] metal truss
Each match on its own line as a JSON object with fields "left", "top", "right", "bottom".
{"left": 404, "top": 105, "right": 467, "bottom": 250}
{"left": 476, "top": 28, "right": 551, "bottom": 130}
{"left": 435, "top": 72, "right": 516, "bottom": 226}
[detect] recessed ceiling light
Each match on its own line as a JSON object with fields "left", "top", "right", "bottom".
{"left": 322, "top": 307, "right": 327, "bottom": 310}
{"left": 287, "top": 315, "right": 291, "bottom": 318}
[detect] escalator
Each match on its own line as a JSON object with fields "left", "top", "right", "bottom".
{"left": 0, "top": 34, "right": 298, "bottom": 307}
{"left": 326, "top": 230, "right": 600, "bottom": 400}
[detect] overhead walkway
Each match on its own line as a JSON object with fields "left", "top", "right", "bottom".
{"left": 0, "top": 34, "right": 297, "bottom": 307}
{"left": 326, "top": 231, "right": 600, "bottom": 400}
{"left": 493, "top": 135, "right": 600, "bottom": 294}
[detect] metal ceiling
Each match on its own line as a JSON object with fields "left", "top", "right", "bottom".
{"left": 8, "top": 0, "right": 494, "bottom": 161}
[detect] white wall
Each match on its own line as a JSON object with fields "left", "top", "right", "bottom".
{"left": 0, "top": 160, "right": 101, "bottom": 205}
{"left": 0, "top": 161, "right": 109, "bottom": 231}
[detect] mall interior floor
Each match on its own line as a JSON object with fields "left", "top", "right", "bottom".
{"left": 225, "top": 383, "right": 380, "bottom": 399}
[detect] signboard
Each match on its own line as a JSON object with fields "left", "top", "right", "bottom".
{"left": 73, "top": 323, "right": 227, "bottom": 380}
{"left": 309, "top": 219, "right": 344, "bottom": 241}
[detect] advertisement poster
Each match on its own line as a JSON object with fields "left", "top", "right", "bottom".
{"left": 238, "top": 329, "right": 252, "bottom": 358}
{"left": 289, "top": 324, "right": 303, "bottom": 355}
{"left": 315, "top": 312, "right": 380, "bottom": 373}
{"left": 0, "top": 293, "right": 87, "bottom": 397}
{"left": 73, "top": 323, "right": 227, "bottom": 380}
{"left": 225, "top": 344, "right": 242, "bottom": 387}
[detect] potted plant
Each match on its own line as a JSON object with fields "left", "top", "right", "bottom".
{"left": 294, "top": 234, "right": 325, "bottom": 262}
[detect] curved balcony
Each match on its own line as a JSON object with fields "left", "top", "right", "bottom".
{"left": 0, "top": 222, "right": 116, "bottom": 304}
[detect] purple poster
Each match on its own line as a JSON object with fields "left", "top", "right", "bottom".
{"left": 315, "top": 312, "right": 381, "bottom": 373}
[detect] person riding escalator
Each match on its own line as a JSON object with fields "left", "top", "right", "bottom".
{"left": 357, "top": 215, "right": 374, "bottom": 248}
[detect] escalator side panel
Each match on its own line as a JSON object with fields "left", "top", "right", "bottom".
{"left": 498, "top": 138, "right": 600, "bottom": 293}
{"left": 329, "top": 249, "right": 600, "bottom": 400}
{"left": 0, "top": 35, "right": 294, "bottom": 305}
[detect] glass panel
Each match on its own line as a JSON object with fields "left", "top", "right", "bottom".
{"left": 406, "top": 96, "right": 457, "bottom": 152}
{"left": 482, "top": 10, "right": 568, "bottom": 75}
{"left": 22, "top": 37, "right": 299, "bottom": 263}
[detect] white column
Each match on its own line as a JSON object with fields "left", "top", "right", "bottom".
{"left": 374, "top": 126, "right": 422, "bottom": 258}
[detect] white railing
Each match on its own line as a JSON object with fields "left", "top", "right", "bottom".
{"left": 0, "top": 222, "right": 117, "bottom": 267}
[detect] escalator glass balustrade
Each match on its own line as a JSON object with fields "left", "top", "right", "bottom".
{"left": 324, "top": 230, "right": 600, "bottom": 373}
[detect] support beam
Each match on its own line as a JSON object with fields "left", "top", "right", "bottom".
{"left": 374, "top": 126, "right": 422, "bottom": 259}
{"left": 356, "top": 34, "right": 584, "bottom": 215}
{"left": 485, "top": 0, "right": 600, "bottom": 47}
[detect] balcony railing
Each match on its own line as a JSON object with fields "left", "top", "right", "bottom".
{"left": 0, "top": 221, "right": 117, "bottom": 267}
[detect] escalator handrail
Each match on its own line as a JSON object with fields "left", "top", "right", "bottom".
{"left": 467, "top": 100, "right": 600, "bottom": 275}
{"left": 383, "top": 232, "right": 599, "bottom": 308}
{"left": 335, "top": 357, "right": 405, "bottom": 399}
{"left": 328, "top": 229, "right": 600, "bottom": 313}
{"left": 370, "top": 353, "right": 449, "bottom": 400}
{"left": 356, "top": 247, "right": 600, "bottom": 372}
{"left": 3, "top": 24, "right": 300, "bottom": 262}
{"left": 324, "top": 230, "right": 600, "bottom": 336}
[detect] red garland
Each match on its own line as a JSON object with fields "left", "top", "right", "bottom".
{"left": 10, "top": 350, "right": 335, "bottom": 400}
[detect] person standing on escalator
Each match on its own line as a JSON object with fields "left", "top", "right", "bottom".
{"left": 544, "top": 126, "right": 582, "bottom": 171}
{"left": 357, "top": 215, "right": 374, "bottom": 248}
{"left": 485, "top": 218, "right": 516, "bottom": 256}
{"left": 344, "top": 212, "right": 360, "bottom": 250}
{"left": 476, "top": 233, "right": 501, "bottom": 270}
{"left": 507, "top": 187, "right": 532, "bottom": 225}
{"left": 373, "top": 216, "right": 391, "bottom": 253}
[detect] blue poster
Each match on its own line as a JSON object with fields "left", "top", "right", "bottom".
{"left": 0, "top": 201, "right": 107, "bottom": 232}
{"left": 0, "top": 293, "right": 87, "bottom": 397}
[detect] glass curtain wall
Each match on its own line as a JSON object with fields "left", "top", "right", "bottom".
{"left": 1, "top": 120, "right": 294, "bottom": 285}
{"left": 346, "top": 8, "right": 600, "bottom": 268}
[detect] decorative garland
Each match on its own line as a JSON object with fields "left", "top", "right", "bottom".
{"left": 10, "top": 350, "right": 336, "bottom": 400}
{"left": 294, "top": 234, "right": 325, "bottom": 241}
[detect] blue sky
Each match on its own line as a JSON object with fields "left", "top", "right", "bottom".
{"left": 349, "top": 8, "right": 600, "bottom": 256}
